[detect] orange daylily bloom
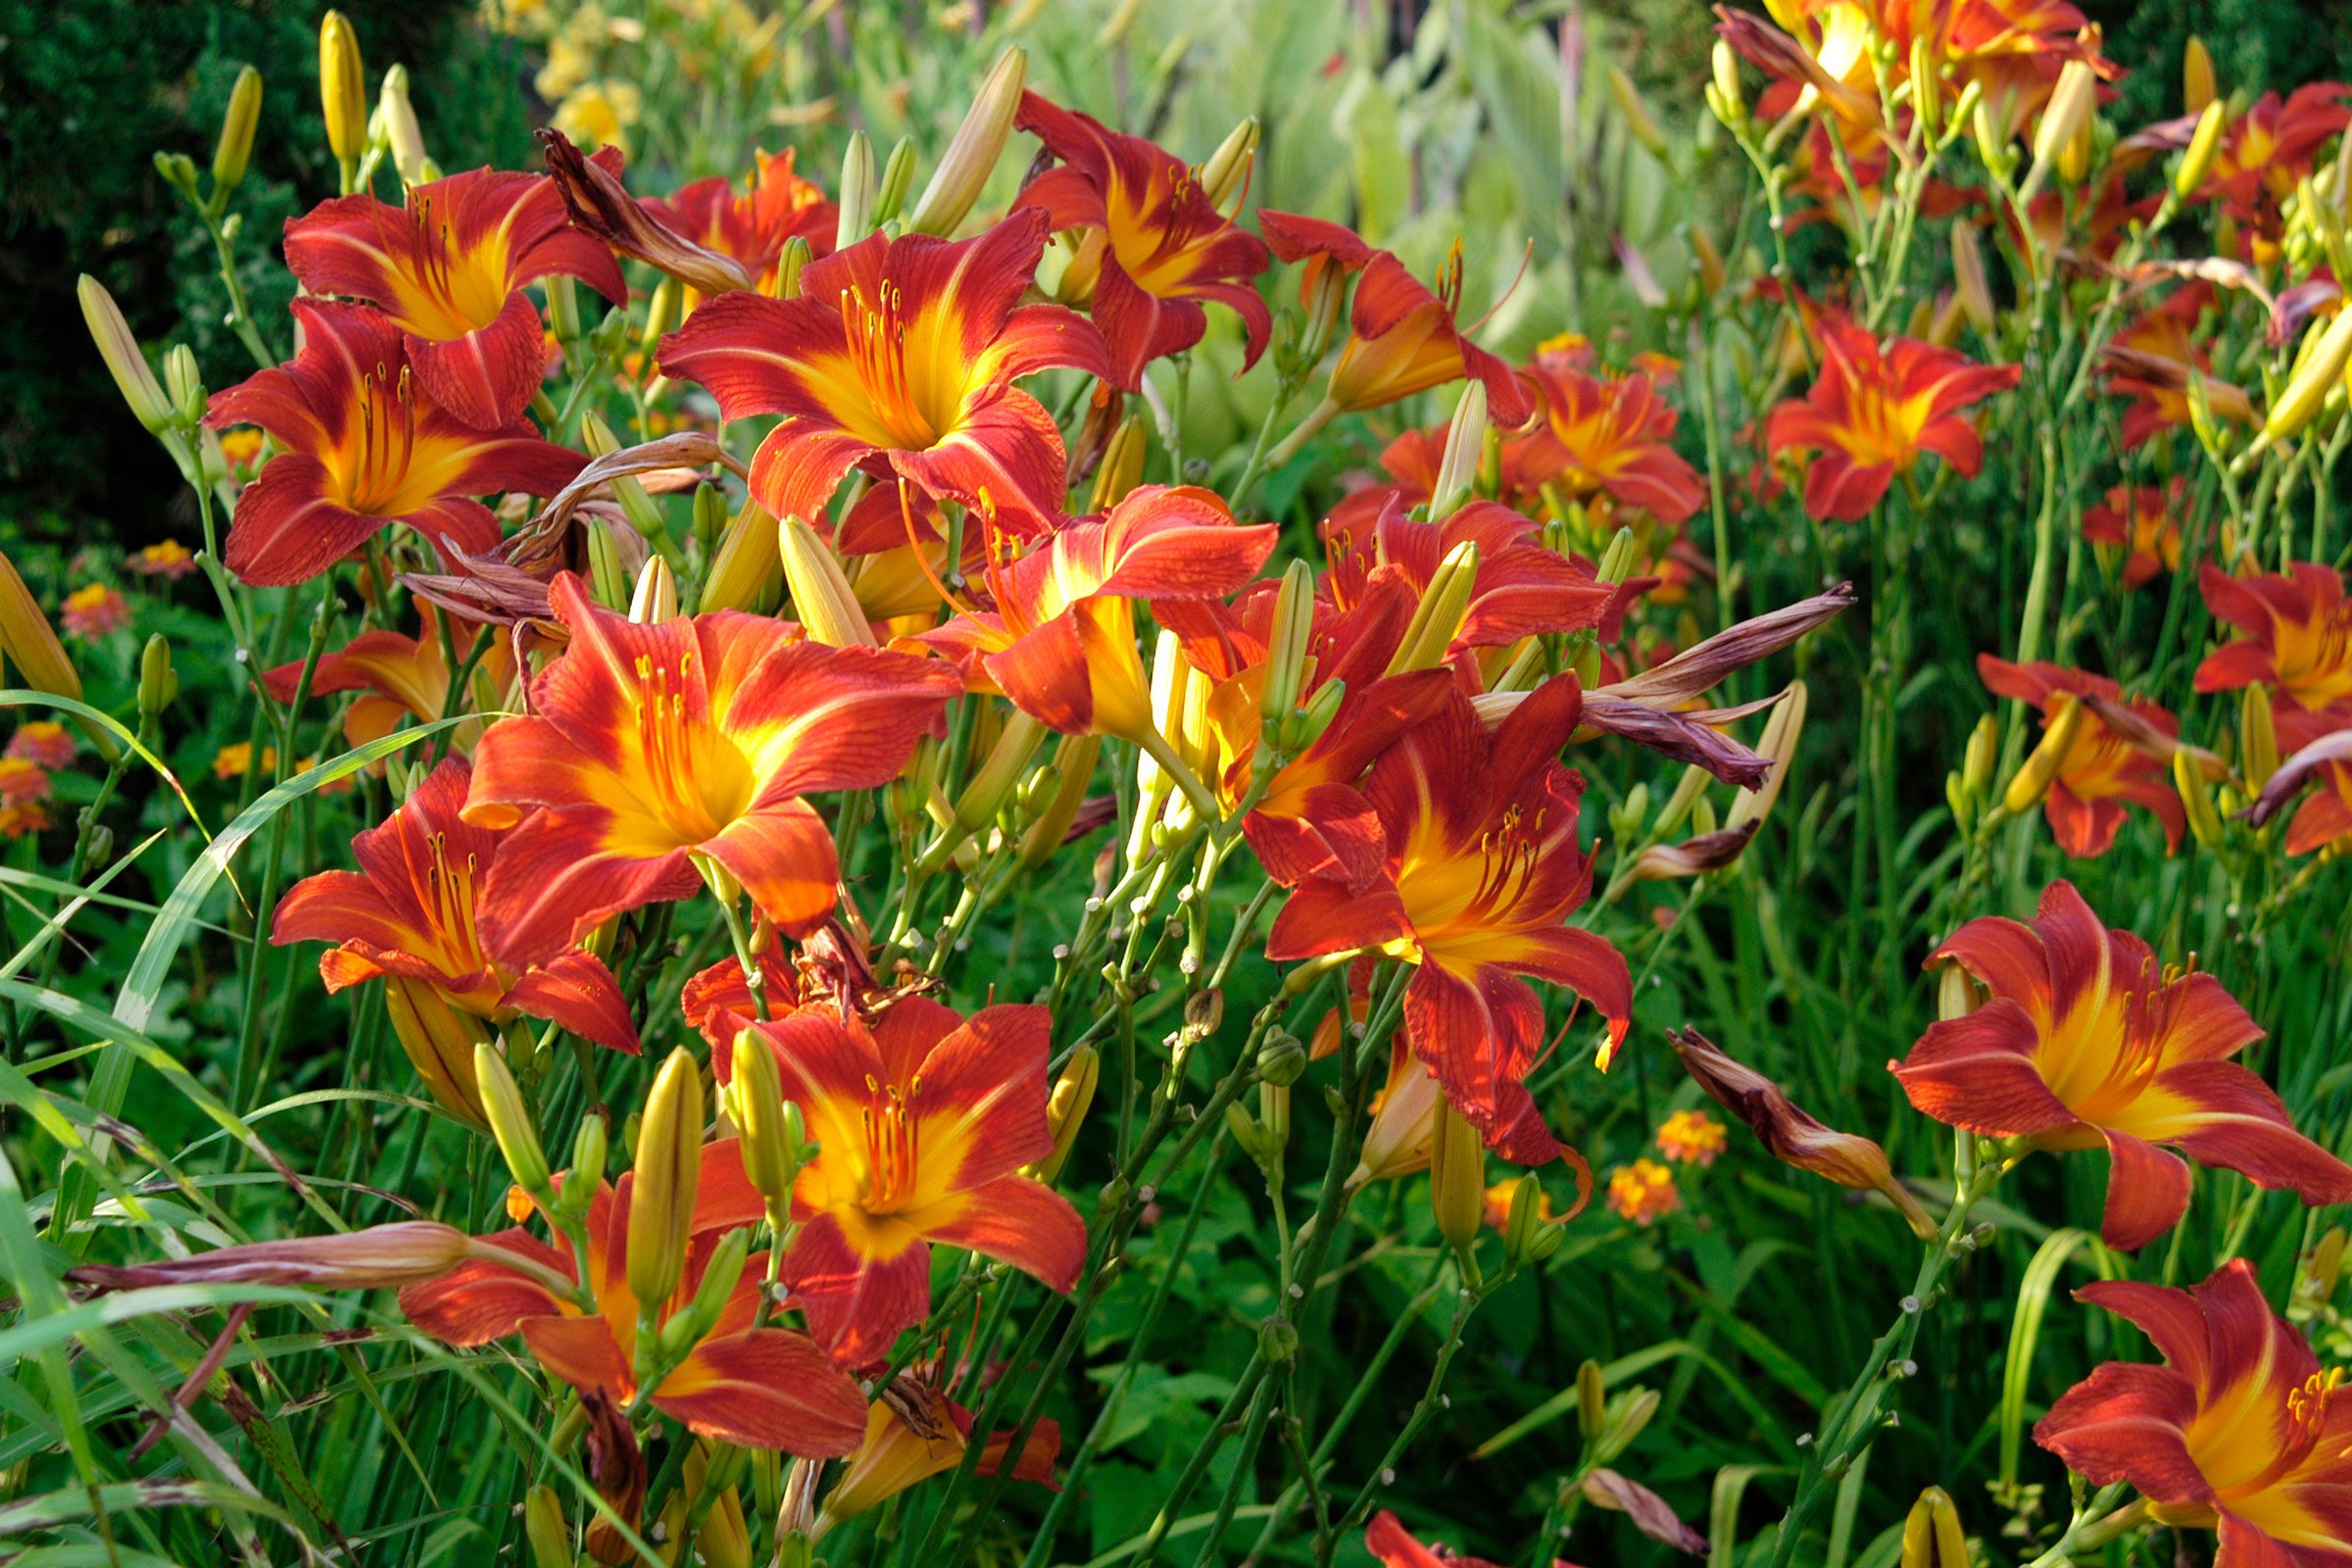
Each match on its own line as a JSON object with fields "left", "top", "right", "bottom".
{"left": 815, "top": 1372, "right": 1060, "bottom": 1534}
{"left": 463, "top": 572, "right": 961, "bottom": 965}
{"left": 397, "top": 1142, "right": 868, "bottom": 1453}
{"left": 1258, "top": 213, "right": 1535, "bottom": 425}
{"left": 1514, "top": 345, "right": 1705, "bottom": 525}
{"left": 914, "top": 483, "right": 1277, "bottom": 740}
{"left": 284, "top": 162, "right": 627, "bottom": 428}
{"left": 1978, "top": 657, "right": 2183, "bottom": 858}
{"left": 1323, "top": 496, "right": 1620, "bottom": 666}
{"left": 206, "top": 300, "right": 585, "bottom": 586}
{"left": 1368, "top": 1509, "right": 1572, "bottom": 1568}
{"left": 2099, "top": 284, "right": 2254, "bottom": 449}
{"left": 643, "top": 148, "right": 837, "bottom": 299}
{"left": 264, "top": 600, "right": 514, "bottom": 753}
{"left": 1013, "top": 93, "right": 1272, "bottom": 392}
{"left": 2036, "top": 1258, "right": 2352, "bottom": 1564}
{"left": 2195, "top": 564, "right": 2352, "bottom": 745}
{"left": 271, "top": 758, "right": 640, "bottom": 1122}
{"left": 2193, "top": 84, "right": 2352, "bottom": 262}
{"left": 1894, "top": 880, "right": 2352, "bottom": 1250}
{"left": 730, "top": 998, "right": 1087, "bottom": 1368}
{"left": 1266, "top": 677, "right": 1632, "bottom": 1163}
{"left": 1764, "top": 307, "right": 2020, "bottom": 520}
{"left": 2082, "top": 481, "right": 2185, "bottom": 590}
{"left": 659, "top": 210, "right": 1110, "bottom": 538}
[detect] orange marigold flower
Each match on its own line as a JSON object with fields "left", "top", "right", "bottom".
{"left": 283, "top": 161, "right": 627, "bottom": 428}
{"left": 60, "top": 584, "right": 128, "bottom": 641}
{"left": 2194, "top": 564, "right": 2352, "bottom": 748}
{"left": 659, "top": 211, "right": 1110, "bottom": 539}
{"left": 0, "top": 757, "right": 50, "bottom": 808}
{"left": 397, "top": 1142, "right": 868, "bottom": 1454}
{"left": 729, "top": 998, "right": 1087, "bottom": 1368}
{"left": 1978, "top": 656, "right": 2184, "bottom": 858}
{"left": 272, "top": 759, "right": 640, "bottom": 1122}
{"left": 1764, "top": 308, "right": 2019, "bottom": 520}
{"left": 2035, "top": 1258, "right": 2352, "bottom": 1559}
{"left": 1606, "top": 1157, "right": 1681, "bottom": 1226}
{"left": 126, "top": 540, "right": 200, "bottom": 580}
{"left": 2082, "top": 481, "right": 2184, "bottom": 590}
{"left": 205, "top": 300, "right": 585, "bottom": 586}
{"left": 1515, "top": 345, "right": 1706, "bottom": 525}
{"left": 1258, "top": 212, "right": 1535, "bottom": 425}
{"left": 213, "top": 741, "right": 272, "bottom": 779}
{"left": 1266, "top": 678, "right": 1632, "bottom": 1164}
{"left": 463, "top": 572, "right": 961, "bottom": 965}
{"left": 1656, "top": 1108, "right": 1729, "bottom": 1166}
{"left": 217, "top": 425, "right": 266, "bottom": 471}
{"left": 1013, "top": 93, "right": 1272, "bottom": 392}
{"left": 814, "top": 1372, "right": 1060, "bottom": 1534}
{"left": 7, "top": 722, "right": 74, "bottom": 770}
{"left": 644, "top": 148, "right": 837, "bottom": 300}
{"left": 1894, "top": 880, "right": 2352, "bottom": 1250}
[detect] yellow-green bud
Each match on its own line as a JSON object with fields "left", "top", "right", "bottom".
{"left": 378, "top": 65, "right": 427, "bottom": 187}
{"left": 2002, "top": 695, "right": 2083, "bottom": 813}
{"left": 2175, "top": 750, "right": 2226, "bottom": 848}
{"left": 318, "top": 12, "right": 368, "bottom": 165}
{"left": 1900, "top": 1487, "right": 1968, "bottom": 1568}
{"left": 213, "top": 66, "right": 264, "bottom": 198}
{"left": 1386, "top": 540, "right": 1479, "bottom": 674}
{"left": 627, "top": 1049, "right": 705, "bottom": 1308}
{"left": 909, "top": 46, "right": 1026, "bottom": 236}
{"left": 2177, "top": 101, "right": 2227, "bottom": 200}
{"left": 873, "top": 135, "right": 918, "bottom": 225}
{"left": 1576, "top": 1358, "right": 1607, "bottom": 1441}
{"left": 729, "top": 1030, "right": 797, "bottom": 1209}
{"left": 1607, "top": 65, "right": 1669, "bottom": 159}
{"left": 1429, "top": 1102, "right": 1485, "bottom": 1258}
{"left": 2183, "top": 35, "right": 2217, "bottom": 114}
{"left": 777, "top": 513, "right": 875, "bottom": 648}
{"left": 78, "top": 276, "right": 174, "bottom": 435}
{"left": 835, "top": 132, "right": 877, "bottom": 249}
{"left": 524, "top": 1485, "right": 570, "bottom": 1568}
{"left": 1200, "top": 116, "right": 1260, "bottom": 217}
{"left": 474, "top": 1043, "right": 551, "bottom": 1195}
{"left": 2242, "top": 682, "right": 2280, "bottom": 787}
{"left": 137, "top": 634, "right": 177, "bottom": 721}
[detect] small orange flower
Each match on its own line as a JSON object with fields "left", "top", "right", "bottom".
{"left": 1515, "top": 344, "right": 1705, "bottom": 525}
{"left": 2082, "top": 481, "right": 2184, "bottom": 590}
{"left": 0, "top": 757, "right": 50, "bottom": 808}
{"left": 1764, "top": 308, "right": 2019, "bottom": 520}
{"left": 6, "top": 722, "right": 74, "bottom": 769}
{"left": 126, "top": 540, "right": 200, "bottom": 580}
{"left": 1656, "top": 1109, "right": 1729, "bottom": 1166}
{"left": 644, "top": 148, "right": 837, "bottom": 300}
{"left": 60, "top": 584, "right": 128, "bottom": 641}
{"left": 217, "top": 426, "right": 266, "bottom": 472}
{"left": 213, "top": 742, "right": 273, "bottom": 780}
{"left": 1978, "top": 657, "right": 2184, "bottom": 858}
{"left": 1606, "top": 1158, "right": 1681, "bottom": 1226}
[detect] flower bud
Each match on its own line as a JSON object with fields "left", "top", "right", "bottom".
{"left": 1576, "top": 1358, "right": 1607, "bottom": 1441}
{"left": 1429, "top": 1102, "right": 1485, "bottom": 1257}
{"left": 1936, "top": 963, "right": 1980, "bottom": 1023}
{"left": 1256, "top": 1029, "right": 1307, "bottom": 1088}
{"left": 909, "top": 46, "right": 1026, "bottom": 235}
{"left": 1028, "top": 1044, "right": 1099, "bottom": 1185}
{"left": 1500, "top": 1173, "right": 1551, "bottom": 1267}
{"left": 1019, "top": 731, "right": 1102, "bottom": 868}
{"left": 1607, "top": 66, "right": 1669, "bottom": 159}
{"left": 628, "top": 554, "right": 678, "bottom": 625}
{"left": 524, "top": 1485, "right": 570, "bottom": 1568}
{"left": 1900, "top": 1487, "right": 1967, "bottom": 1568}
{"left": 2183, "top": 35, "right": 2217, "bottom": 114}
{"left": 2258, "top": 304, "right": 2352, "bottom": 452}
{"left": 137, "top": 634, "right": 177, "bottom": 721}
{"left": 585, "top": 519, "right": 630, "bottom": 611}
{"left": 378, "top": 65, "right": 427, "bottom": 186}
{"left": 2002, "top": 694, "right": 2083, "bottom": 813}
{"left": 163, "top": 345, "right": 206, "bottom": 428}
{"left": 474, "top": 1043, "right": 552, "bottom": 1196}
{"left": 2241, "top": 682, "right": 2280, "bottom": 788}
{"left": 627, "top": 1048, "right": 705, "bottom": 1308}
{"left": 1090, "top": 414, "right": 1148, "bottom": 513}
{"left": 318, "top": 11, "right": 368, "bottom": 166}
{"left": 78, "top": 276, "right": 174, "bottom": 436}
{"left": 1200, "top": 116, "right": 1260, "bottom": 217}
{"left": 1710, "top": 38, "right": 1744, "bottom": 126}
{"left": 684, "top": 1228, "right": 752, "bottom": 1343}
{"left": 702, "top": 500, "right": 784, "bottom": 613}
{"left": 154, "top": 150, "right": 200, "bottom": 199}
{"left": 1275, "top": 677, "right": 1347, "bottom": 756}
{"left": 954, "top": 708, "right": 1048, "bottom": 839}
{"left": 1386, "top": 540, "right": 1479, "bottom": 674}
{"left": 835, "top": 132, "right": 877, "bottom": 249}
{"left": 568, "top": 1112, "right": 610, "bottom": 1201}
{"left": 1690, "top": 225, "right": 1727, "bottom": 297}
{"left": 2174, "top": 749, "right": 2226, "bottom": 848}
{"left": 1961, "top": 713, "right": 1997, "bottom": 799}
{"left": 1727, "top": 680, "right": 1807, "bottom": 833}
{"left": 213, "top": 66, "right": 264, "bottom": 199}
{"left": 774, "top": 234, "right": 813, "bottom": 301}
{"left": 639, "top": 278, "right": 680, "bottom": 364}
{"left": 778, "top": 514, "right": 876, "bottom": 648}
{"left": 1256, "top": 559, "right": 1317, "bottom": 743}
{"left": 1595, "top": 1388, "right": 1660, "bottom": 1463}
{"left": 874, "top": 135, "right": 918, "bottom": 225}
{"left": 728, "top": 1029, "right": 799, "bottom": 1210}
{"left": 2022, "top": 59, "right": 2096, "bottom": 202}
{"left": 1430, "top": 380, "right": 1488, "bottom": 520}
{"left": 2176, "top": 101, "right": 2226, "bottom": 201}
{"left": 1950, "top": 225, "right": 1994, "bottom": 335}
{"left": 1909, "top": 37, "right": 1941, "bottom": 140}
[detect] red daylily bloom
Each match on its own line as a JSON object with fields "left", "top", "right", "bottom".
{"left": 2196, "top": 84, "right": 2352, "bottom": 262}
{"left": 1894, "top": 880, "right": 2352, "bottom": 1250}
{"left": 914, "top": 483, "right": 1276, "bottom": 740}
{"left": 283, "top": 163, "right": 626, "bottom": 429}
{"left": 2195, "top": 564, "right": 2352, "bottom": 745}
{"left": 264, "top": 600, "right": 514, "bottom": 754}
{"left": 1266, "top": 677, "right": 1632, "bottom": 1162}
{"left": 1323, "top": 496, "right": 1619, "bottom": 663}
{"left": 643, "top": 149, "right": 837, "bottom": 298}
{"left": 658, "top": 210, "right": 1109, "bottom": 538}
{"left": 2100, "top": 285, "right": 2254, "bottom": 449}
{"left": 1367, "top": 1510, "right": 1570, "bottom": 1568}
{"left": 206, "top": 300, "right": 584, "bottom": 586}
{"left": 815, "top": 1372, "right": 1060, "bottom": 1533}
{"left": 2036, "top": 1258, "right": 2352, "bottom": 1565}
{"left": 1978, "top": 656, "right": 2183, "bottom": 858}
{"left": 398, "top": 1143, "right": 868, "bottom": 1453}
{"left": 2082, "top": 481, "right": 2184, "bottom": 590}
{"left": 464, "top": 571, "right": 961, "bottom": 964}
{"left": 1764, "top": 308, "right": 2019, "bottom": 520}
{"left": 1258, "top": 213, "right": 1534, "bottom": 425}
{"left": 1013, "top": 93, "right": 1271, "bottom": 391}
{"left": 271, "top": 758, "right": 639, "bottom": 1123}
{"left": 733, "top": 999, "right": 1087, "bottom": 1368}
{"left": 1515, "top": 347, "right": 1705, "bottom": 525}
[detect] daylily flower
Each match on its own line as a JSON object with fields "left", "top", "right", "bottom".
{"left": 1367, "top": 1510, "right": 1571, "bottom": 1568}
{"left": 1764, "top": 308, "right": 2019, "bottom": 520}
{"left": 464, "top": 572, "right": 962, "bottom": 965}
{"left": 1258, "top": 213, "right": 1534, "bottom": 427}
{"left": 2194, "top": 564, "right": 2352, "bottom": 748}
{"left": 2082, "top": 481, "right": 2184, "bottom": 590}
{"left": 658, "top": 210, "right": 1110, "bottom": 538}
{"left": 1014, "top": 93, "right": 1271, "bottom": 391}
{"left": 643, "top": 149, "right": 836, "bottom": 298}
{"left": 914, "top": 483, "right": 1277, "bottom": 741}
{"left": 1265, "top": 677, "right": 1633, "bottom": 1162}
{"left": 264, "top": 600, "right": 513, "bottom": 753}
{"left": 2100, "top": 284, "right": 2253, "bottom": 449}
{"left": 737, "top": 998, "right": 1087, "bottom": 1368}
{"left": 2036, "top": 1258, "right": 2352, "bottom": 1563}
{"left": 206, "top": 301, "right": 586, "bottom": 587}
{"left": 1978, "top": 657, "right": 2184, "bottom": 858}
{"left": 272, "top": 758, "right": 640, "bottom": 1124}
{"left": 2193, "top": 84, "right": 2352, "bottom": 262}
{"left": 1893, "top": 880, "right": 2352, "bottom": 1250}
{"left": 814, "top": 1372, "right": 1060, "bottom": 1534}
{"left": 1323, "top": 496, "right": 1620, "bottom": 664}
{"left": 1515, "top": 346, "right": 1705, "bottom": 525}
{"left": 397, "top": 1143, "right": 869, "bottom": 1453}
{"left": 1712, "top": 0, "right": 1879, "bottom": 127}
{"left": 283, "top": 163, "right": 627, "bottom": 428}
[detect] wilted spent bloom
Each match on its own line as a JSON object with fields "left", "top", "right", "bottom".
{"left": 60, "top": 585, "right": 128, "bottom": 642}
{"left": 1898, "top": 882, "right": 2352, "bottom": 1250}
{"left": 1671, "top": 1028, "right": 1935, "bottom": 1237}
{"left": 1605, "top": 1158, "right": 1681, "bottom": 1227}
{"left": 813, "top": 1372, "right": 1060, "bottom": 1535}
{"left": 69, "top": 1220, "right": 476, "bottom": 1293}
{"left": 1656, "top": 1108, "right": 1728, "bottom": 1166}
